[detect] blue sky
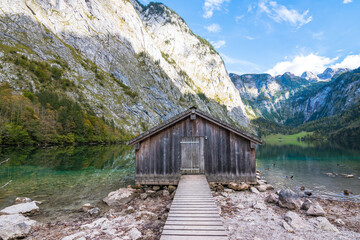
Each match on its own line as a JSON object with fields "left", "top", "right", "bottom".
{"left": 139, "top": 0, "right": 360, "bottom": 76}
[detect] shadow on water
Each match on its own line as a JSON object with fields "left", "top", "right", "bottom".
{"left": 256, "top": 141, "right": 360, "bottom": 202}
{"left": 0, "top": 144, "right": 135, "bottom": 220}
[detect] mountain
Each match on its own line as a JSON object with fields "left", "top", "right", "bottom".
{"left": 230, "top": 72, "right": 312, "bottom": 122}
{"left": 301, "top": 71, "right": 319, "bottom": 82}
{"left": 317, "top": 67, "right": 350, "bottom": 81}
{"left": 0, "top": 0, "right": 249, "bottom": 144}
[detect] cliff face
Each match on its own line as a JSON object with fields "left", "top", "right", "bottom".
{"left": 0, "top": 0, "right": 249, "bottom": 136}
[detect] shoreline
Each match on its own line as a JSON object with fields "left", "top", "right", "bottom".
{"left": 1, "top": 172, "right": 359, "bottom": 240}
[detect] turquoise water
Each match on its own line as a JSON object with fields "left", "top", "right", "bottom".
{"left": 1, "top": 142, "right": 359, "bottom": 222}
{"left": 256, "top": 143, "right": 360, "bottom": 202}
{"left": 0, "top": 145, "right": 135, "bottom": 221}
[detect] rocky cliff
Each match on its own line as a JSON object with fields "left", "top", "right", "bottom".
{"left": 0, "top": 0, "right": 249, "bottom": 137}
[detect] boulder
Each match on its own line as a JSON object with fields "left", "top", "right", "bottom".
{"left": 265, "top": 193, "right": 279, "bottom": 204}
{"left": 278, "top": 189, "right": 302, "bottom": 210}
{"left": 0, "top": 202, "right": 39, "bottom": 216}
{"left": 284, "top": 211, "right": 307, "bottom": 230}
{"left": 215, "top": 184, "right": 225, "bottom": 192}
{"left": 0, "top": 214, "right": 37, "bottom": 240}
{"left": 131, "top": 184, "right": 143, "bottom": 189}
{"left": 257, "top": 180, "right": 267, "bottom": 185}
{"left": 128, "top": 227, "right": 142, "bottom": 240}
{"left": 81, "top": 203, "right": 93, "bottom": 212}
{"left": 256, "top": 184, "right": 267, "bottom": 192}
{"left": 146, "top": 190, "right": 156, "bottom": 197}
{"left": 103, "top": 188, "right": 135, "bottom": 206}
{"left": 227, "top": 182, "right": 249, "bottom": 191}
{"left": 265, "top": 184, "right": 274, "bottom": 190}
{"left": 306, "top": 203, "right": 326, "bottom": 216}
{"left": 310, "top": 217, "right": 338, "bottom": 232}
{"left": 14, "top": 197, "right": 32, "bottom": 204}
{"left": 152, "top": 186, "right": 160, "bottom": 191}
{"left": 250, "top": 187, "right": 260, "bottom": 194}
{"left": 345, "top": 175, "right": 354, "bottom": 178}
{"left": 140, "top": 193, "right": 148, "bottom": 200}
{"left": 301, "top": 199, "right": 312, "bottom": 210}
{"left": 224, "top": 189, "right": 234, "bottom": 193}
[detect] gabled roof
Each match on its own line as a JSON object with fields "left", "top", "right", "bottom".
{"left": 128, "top": 107, "right": 263, "bottom": 145}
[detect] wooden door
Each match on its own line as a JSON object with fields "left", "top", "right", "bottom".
{"left": 180, "top": 137, "right": 204, "bottom": 174}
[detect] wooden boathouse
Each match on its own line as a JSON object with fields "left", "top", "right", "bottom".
{"left": 128, "top": 107, "right": 262, "bottom": 185}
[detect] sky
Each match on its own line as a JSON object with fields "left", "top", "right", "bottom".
{"left": 139, "top": 0, "right": 360, "bottom": 76}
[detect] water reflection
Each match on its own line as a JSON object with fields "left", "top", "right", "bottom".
{"left": 256, "top": 143, "right": 360, "bottom": 202}
{"left": 0, "top": 145, "right": 135, "bottom": 215}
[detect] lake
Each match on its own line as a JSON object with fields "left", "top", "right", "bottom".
{"left": 0, "top": 142, "right": 359, "bottom": 222}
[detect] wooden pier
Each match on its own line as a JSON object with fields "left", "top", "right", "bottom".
{"left": 161, "top": 175, "right": 228, "bottom": 240}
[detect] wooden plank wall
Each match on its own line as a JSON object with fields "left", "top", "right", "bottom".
{"left": 135, "top": 116, "right": 256, "bottom": 185}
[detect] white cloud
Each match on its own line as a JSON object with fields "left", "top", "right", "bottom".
{"left": 245, "top": 36, "right": 255, "bottom": 40}
{"left": 266, "top": 54, "right": 338, "bottom": 76}
{"left": 312, "top": 31, "right": 324, "bottom": 40}
{"left": 220, "top": 53, "right": 261, "bottom": 73}
{"left": 259, "top": 0, "right": 312, "bottom": 28}
{"left": 203, "top": 0, "right": 230, "bottom": 18}
{"left": 331, "top": 54, "right": 360, "bottom": 69}
{"left": 211, "top": 40, "right": 226, "bottom": 49}
{"left": 235, "top": 15, "right": 244, "bottom": 22}
{"left": 205, "top": 23, "right": 222, "bottom": 33}
{"left": 343, "top": 0, "right": 353, "bottom": 4}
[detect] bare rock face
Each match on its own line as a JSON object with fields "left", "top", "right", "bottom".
{"left": 306, "top": 203, "right": 326, "bottom": 216}
{"left": 278, "top": 189, "right": 302, "bottom": 210}
{"left": 228, "top": 182, "right": 249, "bottom": 191}
{"left": 0, "top": 214, "right": 37, "bottom": 240}
{"left": 284, "top": 211, "right": 307, "bottom": 230}
{"left": 103, "top": 188, "right": 136, "bottom": 206}
{"left": 0, "top": 202, "right": 39, "bottom": 216}
{"left": 265, "top": 193, "right": 279, "bottom": 204}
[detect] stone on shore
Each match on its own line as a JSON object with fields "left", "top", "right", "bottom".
{"left": 228, "top": 182, "right": 249, "bottom": 191}
{"left": 128, "top": 227, "right": 142, "bottom": 239}
{"left": 282, "top": 221, "right": 294, "bottom": 233}
{"left": 14, "top": 197, "right": 32, "bottom": 204}
{"left": 265, "top": 193, "right": 279, "bottom": 204}
{"left": 152, "top": 186, "right": 160, "bottom": 191}
{"left": 252, "top": 201, "right": 267, "bottom": 210}
{"left": 0, "top": 214, "right": 37, "bottom": 240}
{"left": 136, "top": 211, "right": 157, "bottom": 221}
{"left": 250, "top": 187, "right": 260, "bottom": 194}
{"left": 81, "top": 203, "right": 93, "bottom": 212}
{"left": 301, "top": 199, "right": 312, "bottom": 210}
{"left": 278, "top": 189, "right": 302, "bottom": 210}
{"left": 103, "top": 188, "right": 136, "bottom": 206}
{"left": 88, "top": 207, "right": 99, "bottom": 216}
{"left": 310, "top": 217, "right": 338, "bottom": 232}
{"left": 256, "top": 184, "right": 267, "bottom": 192}
{"left": 306, "top": 203, "right": 326, "bottom": 216}
{"left": 0, "top": 201, "right": 39, "bottom": 216}
{"left": 284, "top": 211, "right": 307, "bottom": 230}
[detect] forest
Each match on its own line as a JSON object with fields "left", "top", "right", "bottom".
{"left": 0, "top": 82, "right": 129, "bottom": 146}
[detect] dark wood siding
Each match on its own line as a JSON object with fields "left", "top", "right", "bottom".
{"left": 135, "top": 115, "right": 257, "bottom": 185}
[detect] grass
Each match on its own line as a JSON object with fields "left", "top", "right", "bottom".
{"left": 263, "top": 131, "right": 313, "bottom": 147}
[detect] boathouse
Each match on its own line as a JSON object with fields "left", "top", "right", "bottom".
{"left": 128, "top": 107, "right": 262, "bottom": 185}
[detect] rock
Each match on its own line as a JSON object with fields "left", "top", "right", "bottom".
{"left": 128, "top": 227, "right": 142, "bottom": 240}
{"left": 215, "top": 184, "right": 224, "bottom": 192}
{"left": 284, "top": 211, "right": 307, "bottom": 230}
{"left": 252, "top": 201, "right": 267, "bottom": 210}
{"left": 62, "top": 231, "right": 86, "bottom": 240}
{"left": 103, "top": 188, "right": 135, "bottom": 206}
{"left": 278, "top": 189, "right": 302, "bottom": 210}
{"left": 136, "top": 211, "right": 158, "bottom": 221}
{"left": 250, "top": 187, "right": 260, "bottom": 194}
{"left": 152, "top": 186, "right": 160, "bottom": 191}
{"left": 168, "top": 185, "right": 176, "bottom": 193}
{"left": 146, "top": 190, "right": 156, "bottom": 197}
{"left": 265, "top": 193, "right": 279, "bottom": 204}
{"left": 256, "top": 184, "right": 267, "bottom": 192}
{"left": 301, "top": 199, "right": 312, "bottom": 210}
{"left": 265, "top": 184, "right": 274, "bottom": 190}
{"left": 0, "top": 214, "right": 37, "bottom": 240}
{"left": 224, "top": 189, "right": 234, "bottom": 193}
{"left": 81, "top": 203, "right": 93, "bottom": 212}
{"left": 0, "top": 202, "right": 39, "bottom": 216}
{"left": 140, "top": 193, "right": 148, "bottom": 200}
{"left": 88, "top": 207, "right": 99, "bottom": 216}
{"left": 163, "top": 190, "right": 170, "bottom": 198}
{"left": 131, "top": 184, "right": 143, "bottom": 189}
{"left": 345, "top": 175, "right": 354, "bottom": 178}
{"left": 334, "top": 218, "right": 345, "bottom": 225}
{"left": 344, "top": 190, "right": 353, "bottom": 195}
{"left": 310, "top": 217, "right": 338, "bottom": 232}
{"left": 306, "top": 203, "right": 326, "bottom": 216}
{"left": 236, "top": 203, "right": 245, "bottom": 209}
{"left": 282, "top": 221, "right": 294, "bottom": 233}
{"left": 14, "top": 197, "right": 32, "bottom": 204}
{"left": 325, "top": 173, "right": 335, "bottom": 177}
{"left": 227, "top": 182, "right": 249, "bottom": 191}
{"left": 125, "top": 206, "right": 135, "bottom": 214}
{"left": 166, "top": 204, "right": 171, "bottom": 211}
{"left": 257, "top": 180, "right": 267, "bottom": 185}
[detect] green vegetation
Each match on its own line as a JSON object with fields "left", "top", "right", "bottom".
{"left": 0, "top": 82, "right": 130, "bottom": 146}
{"left": 195, "top": 35, "right": 217, "bottom": 54}
{"left": 161, "top": 51, "right": 176, "bottom": 65}
{"left": 262, "top": 131, "right": 313, "bottom": 146}
{"left": 110, "top": 74, "right": 138, "bottom": 98}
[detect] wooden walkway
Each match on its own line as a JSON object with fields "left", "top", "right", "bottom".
{"left": 161, "top": 175, "right": 228, "bottom": 240}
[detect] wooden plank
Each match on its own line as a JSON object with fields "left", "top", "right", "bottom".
{"left": 161, "top": 236, "right": 228, "bottom": 240}
{"left": 164, "top": 225, "right": 225, "bottom": 231}
{"left": 162, "top": 230, "right": 227, "bottom": 236}
{"left": 165, "top": 220, "right": 223, "bottom": 226}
